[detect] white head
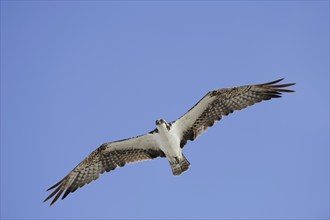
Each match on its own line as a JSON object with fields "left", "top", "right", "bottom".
{"left": 155, "top": 119, "right": 171, "bottom": 131}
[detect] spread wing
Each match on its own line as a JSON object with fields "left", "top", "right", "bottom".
{"left": 44, "top": 131, "right": 164, "bottom": 206}
{"left": 172, "top": 78, "right": 295, "bottom": 148}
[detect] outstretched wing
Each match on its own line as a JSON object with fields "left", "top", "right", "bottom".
{"left": 44, "top": 131, "right": 164, "bottom": 206}
{"left": 172, "top": 78, "right": 295, "bottom": 148}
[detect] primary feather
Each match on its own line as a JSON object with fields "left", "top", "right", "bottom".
{"left": 44, "top": 78, "right": 295, "bottom": 206}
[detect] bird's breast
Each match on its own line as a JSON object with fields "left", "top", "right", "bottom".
{"left": 157, "top": 129, "right": 181, "bottom": 158}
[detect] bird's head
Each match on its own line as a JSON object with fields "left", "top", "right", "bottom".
{"left": 155, "top": 119, "right": 171, "bottom": 131}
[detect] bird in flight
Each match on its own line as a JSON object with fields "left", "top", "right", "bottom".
{"left": 44, "top": 78, "right": 295, "bottom": 206}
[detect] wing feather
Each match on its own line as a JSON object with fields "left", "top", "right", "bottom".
{"left": 44, "top": 132, "right": 165, "bottom": 206}
{"left": 173, "top": 78, "right": 295, "bottom": 148}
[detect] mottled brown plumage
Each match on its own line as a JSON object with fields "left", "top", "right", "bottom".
{"left": 176, "top": 78, "right": 295, "bottom": 148}
{"left": 44, "top": 134, "right": 165, "bottom": 206}
{"left": 44, "top": 78, "right": 295, "bottom": 206}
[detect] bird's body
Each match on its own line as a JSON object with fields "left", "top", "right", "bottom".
{"left": 155, "top": 119, "right": 189, "bottom": 175}
{"left": 155, "top": 119, "right": 180, "bottom": 159}
{"left": 44, "top": 78, "right": 295, "bottom": 206}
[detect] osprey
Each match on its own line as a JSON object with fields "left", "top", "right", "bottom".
{"left": 44, "top": 78, "right": 295, "bottom": 206}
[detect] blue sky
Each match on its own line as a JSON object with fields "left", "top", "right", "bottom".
{"left": 1, "top": 1, "right": 329, "bottom": 219}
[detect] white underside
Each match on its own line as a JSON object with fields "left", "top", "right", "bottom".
{"left": 155, "top": 124, "right": 182, "bottom": 162}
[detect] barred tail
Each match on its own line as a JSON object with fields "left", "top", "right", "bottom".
{"left": 170, "top": 154, "right": 190, "bottom": 176}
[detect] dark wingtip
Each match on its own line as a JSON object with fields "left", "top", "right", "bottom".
{"left": 43, "top": 197, "right": 55, "bottom": 207}
{"left": 50, "top": 198, "right": 58, "bottom": 206}
{"left": 44, "top": 177, "right": 67, "bottom": 206}
{"left": 62, "top": 188, "right": 71, "bottom": 200}
{"left": 260, "top": 78, "right": 285, "bottom": 85}
{"left": 46, "top": 178, "right": 64, "bottom": 191}
{"left": 259, "top": 78, "right": 296, "bottom": 93}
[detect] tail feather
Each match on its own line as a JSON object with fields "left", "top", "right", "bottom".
{"left": 170, "top": 155, "right": 190, "bottom": 176}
